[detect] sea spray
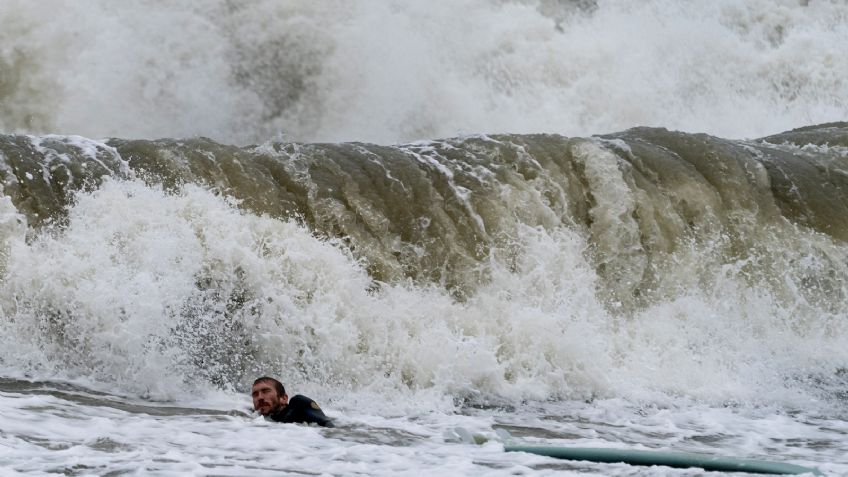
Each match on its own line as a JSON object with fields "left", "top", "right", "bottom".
{"left": 2, "top": 0, "right": 847, "bottom": 144}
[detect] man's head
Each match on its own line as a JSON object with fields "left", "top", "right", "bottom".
{"left": 252, "top": 377, "right": 288, "bottom": 416}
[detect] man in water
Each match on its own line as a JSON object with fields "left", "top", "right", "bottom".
{"left": 251, "top": 376, "right": 334, "bottom": 427}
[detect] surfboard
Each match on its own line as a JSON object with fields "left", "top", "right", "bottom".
{"left": 503, "top": 444, "right": 822, "bottom": 475}
{"left": 450, "top": 428, "right": 823, "bottom": 475}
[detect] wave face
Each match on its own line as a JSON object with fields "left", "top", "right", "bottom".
{"left": 2, "top": 0, "right": 848, "bottom": 144}
{"left": 1, "top": 124, "right": 846, "bottom": 407}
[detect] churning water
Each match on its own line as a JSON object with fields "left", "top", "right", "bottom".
{"left": 1, "top": 1, "right": 847, "bottom": 475}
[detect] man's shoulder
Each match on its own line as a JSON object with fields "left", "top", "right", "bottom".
{"left": 288, "top": 394, "right": 321, "bottom": 409}
{"left": 287, "top": 394, "right": 333, "bottom": 427}
{"left": 288, "top": 394, "right": 314, "bottom": 405}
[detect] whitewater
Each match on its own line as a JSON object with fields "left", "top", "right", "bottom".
{"left": 1, "top": 1, "right": 847, "bottom": 475}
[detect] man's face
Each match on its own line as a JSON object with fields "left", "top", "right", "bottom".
{"left": 252, "top": 381, "right": 288, "bottom": 416}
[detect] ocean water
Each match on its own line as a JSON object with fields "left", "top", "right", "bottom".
{"left": 2, "top": 1, "right": 848, "bottom": 475}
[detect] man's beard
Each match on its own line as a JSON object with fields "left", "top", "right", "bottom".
{"left": 257, "top": 400, "right": 280, "bottom": 415}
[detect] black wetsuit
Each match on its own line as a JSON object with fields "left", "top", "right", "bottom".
{"left": 267, "top": 395, "right": 334, "bottom": 427}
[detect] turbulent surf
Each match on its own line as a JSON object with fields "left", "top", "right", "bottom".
{"left": 1, "top": 0, "right": 847, "bottom": 475}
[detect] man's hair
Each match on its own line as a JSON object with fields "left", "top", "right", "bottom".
{"left": 253, "top": 377, "right": 285, "bottom": 396}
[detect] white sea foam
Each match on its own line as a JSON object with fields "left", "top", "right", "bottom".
{"left": 0, "top": 385, "right": 844, "bottom": 476}
{"left": 2, "top": 0, "right": 847, "bottom": 144}
{"left": 0, "top": 178, "right": 845, "bottom": 474}
{"left": 0, "top": 179, "right": 844, "bottom": 409}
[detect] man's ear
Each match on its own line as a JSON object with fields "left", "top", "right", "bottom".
{"left": 280, "top": 393, "right": 289, "bottom": 406}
